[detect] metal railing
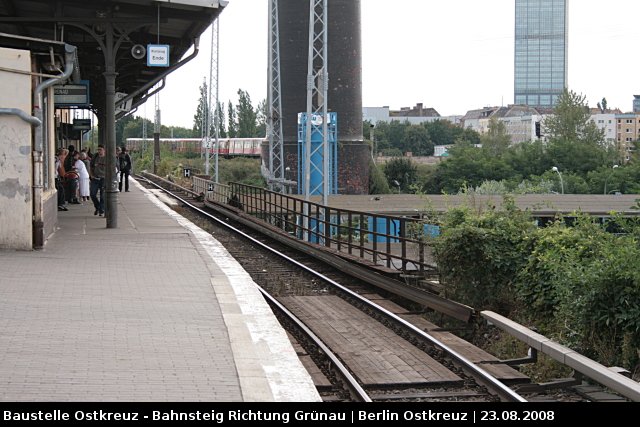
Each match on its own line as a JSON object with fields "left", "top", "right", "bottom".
{"left": 203, "top": 181, "right": 438, "bottom": 274}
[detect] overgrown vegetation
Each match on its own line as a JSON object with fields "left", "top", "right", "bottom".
{"left": 131, "top": 144, "right": 265, "bottom": 187}
{"left": 431, "top": 198, "right": 640, "bottom": 373}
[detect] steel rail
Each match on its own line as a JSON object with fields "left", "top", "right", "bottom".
{"left": 258, "top": 288, "right": 372, "bottom": 402}
{"left": 138, "top": 174, "right": 527, "bottom": 402}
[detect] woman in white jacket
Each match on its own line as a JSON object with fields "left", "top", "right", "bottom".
{"left": 75, "top": 151, "right": 90, "bottom": 202}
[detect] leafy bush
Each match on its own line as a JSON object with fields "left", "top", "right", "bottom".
{"left": 433, "top": 197, "right": 536, "bottom": 312}
{"left": 369, "top": 161, "right": 391, "bottom": 194}
{"left": 434, "top": 204, "right": 640, "bottom": 371}
{"left": 516, "top": 216, "right": 640, "bottom": 368}
{"left": 217, "top": 157, "right": 265, "bottom": 187}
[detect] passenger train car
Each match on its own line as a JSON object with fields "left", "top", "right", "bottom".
{"left": 126, "top": 137, "right": 264, "bottom": 158}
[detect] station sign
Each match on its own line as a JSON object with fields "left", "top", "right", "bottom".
{"left": 147, "top": 44, "right": 170, "bottom": 67}
{"left": 73, "top": 119, "right": 92, "bottom": 131}
{"left": 115, "top": 92, "right": 133, "bottom": 114}
{"left": 54, "top": 80, "right": 90, "bottom": 106}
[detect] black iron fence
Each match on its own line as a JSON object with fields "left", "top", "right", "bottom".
{"left": 198, "top": 179, "right": 438, "bottom": 274}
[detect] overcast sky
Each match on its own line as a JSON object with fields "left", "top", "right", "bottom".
{"left": 153, "top": 0, "right": 640, "bottom": 128}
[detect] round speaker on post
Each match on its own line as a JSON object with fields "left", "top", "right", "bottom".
{"left": 131, "top": 44, "right": 146, "bottom": 60}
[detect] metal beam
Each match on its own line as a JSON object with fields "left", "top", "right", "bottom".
{"left": 267, "top": 0, "right": 284, "bottom": 193}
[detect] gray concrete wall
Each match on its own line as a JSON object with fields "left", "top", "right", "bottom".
{"left": 0, "top": 47, "right": 33, "bottom": 250}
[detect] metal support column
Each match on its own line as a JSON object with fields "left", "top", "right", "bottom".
{"left": 205, "top": 19, "right": 220, "bottom": 181}
{"left": 268, "top": 0, "right": 285, "bottom": 192}
{"left": 104, "top": 23, "right": 118, "bottom": 228}
{"left": 304, "top": 0, "right": 329, "bottom": 205}
{"left": 302, "top": 0, "right": 329, "bottom": 241}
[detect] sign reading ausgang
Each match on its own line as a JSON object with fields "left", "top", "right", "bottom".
{"left": 147, "top": 44, "right": 170, "bottom": 67}
{"left": 54, "top": 81, "right": 90, "bottom": 106}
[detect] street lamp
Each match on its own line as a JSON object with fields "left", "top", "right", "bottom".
{"left": 369, "top": 124, "right": 375, "bottom": 162}
{"left": 393, "top": 179, "right": 401, "bottom": 194}
{"left": 551, "top": 166, "right": 564, "bottom": 194}
{"left": 284, "top": 167, "right": 292, "bottom": 194}
{"left": 604, "top": 164, "right": 619, "bottom": 195}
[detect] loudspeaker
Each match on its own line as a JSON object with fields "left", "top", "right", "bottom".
{"left": 131, "top": 44, "right": 146, "bottom": 60}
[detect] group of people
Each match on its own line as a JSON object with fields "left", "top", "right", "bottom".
{"left": 55, "top": 144, "right": 132, "bottom": 216}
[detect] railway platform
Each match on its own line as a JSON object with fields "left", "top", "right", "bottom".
{"left": 0, "top": 178, "right": 320, "bottom": 402}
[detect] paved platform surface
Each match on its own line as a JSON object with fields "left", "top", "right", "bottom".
{"left": 0, "top": 178, "right": 320, "bottom": 402}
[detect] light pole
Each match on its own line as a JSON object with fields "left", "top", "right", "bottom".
{"left": 369, "top": 124, "right": 375, "bottom": 162}
{"left": 393, "top": 179, "right": 401, "bottom": 194}
{"left": 604, "top": 165, "right": 619, "bottom": 195}
{"left": 284, "top": 166, "right": 291, "bottom": 194}
{"left": 552, "top": 166, "right": 564, "bottom": 194}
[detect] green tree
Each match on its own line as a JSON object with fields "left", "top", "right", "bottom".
{"left": 116, "top": 115, "right": 134, "bottom": 147}
{"left": 423, "top": 119, "right": 480, "bottom": 146}
{"left": 504, "top": 139, "right": 547, "bottom": 178}
{"left": 403, "top": 125, "right": 433, "bottom": 156}
{"left": 369, "top": 161, "right": 391, "bottom": 194}
{"left": 227, "top": 100, "right": 237, "bottom": 138}
{"left": 481, "top": 118, "right": 511, "bottom": 157}
{"left": 193, "top": 78, "right": 210, "bottom": 137}
{"left": 543, "top": 89, "right": 605, "bottom": 146}
{"left": 235, "top": 89, "right": 258, "bottom": 137}
{"left": 122, "top": 116, "right": 154, "bottom": 140}
{"left": 165, "top": 126, "right": 194, "bottom": 138}
{"left": 423, "top": 119, "right": 457, "bottom": 146}
{"left": 255, "top": 98, "right": 267, "bottom": 138}
{"left": 384, "top": 157, "right": 418, "bottom": 193}
{"left": 540, "top": 89, "right": 613, "bottom": 177}
{"left": 368, "top": 121, "right": 391, "bottom": 153}
{"left": 433, "top": 141, "right": 514, "bottom": 194}
{"left": 216, "top": 101, "right": 227, "bottom": 138}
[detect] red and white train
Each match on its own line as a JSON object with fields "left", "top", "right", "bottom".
{"left": 126, "top": 137, "right": 264, "bottom": 157}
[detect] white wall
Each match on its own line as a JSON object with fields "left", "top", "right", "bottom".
{"left": 590, "top": 113, "right": 617, "bottom": 144}
{"left": 0, "top": 47, "right": 33, "bottom": 249}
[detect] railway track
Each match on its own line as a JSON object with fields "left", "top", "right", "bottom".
{"left": 137, "top": 173, "right": 530, "bottom": 402}
{"left": 137, "top": 174, "right": 638, "bottom": 403}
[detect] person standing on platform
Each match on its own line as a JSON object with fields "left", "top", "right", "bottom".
{"left": 64, "top": 144, "right": 76, "bottom": 172}
{"left": 89, "top": 144, "right": 107, "bottom": 216}
{"left": 75, "top": 151, "right": 90, "bottom": 202}
{"left": 55, "top": 148, "right": 68, "bottom": 211}
{"left": 118, "top": 146, "right": 132, "bottom": 192}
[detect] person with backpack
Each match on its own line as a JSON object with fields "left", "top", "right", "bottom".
{"left": 118, "top": 146, "right": 132, "bottom": 192}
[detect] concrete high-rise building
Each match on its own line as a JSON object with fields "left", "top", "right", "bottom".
{"left": 633, "top": 95, "right": 640, "bottom": 113}
{"left": 514, "top": 0, "right": 568, "bottom": 107}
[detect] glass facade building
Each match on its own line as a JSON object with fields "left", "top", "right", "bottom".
{"left": 514, "top": 0, "right": 568, "bottom": 107}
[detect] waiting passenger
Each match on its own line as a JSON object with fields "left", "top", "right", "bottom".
{"left": 75, "top": 151, "right": 90, "bottom": 202}
{"left": 55, "top": 148, "right": 68, "bottom": 211}
{"left": 90, "top": 144, "right": 107, "bottom": 216}
{"left": 64, "top": 158, "right": 80, "bottom": 205}
{"left": 118, "top": 147, "right": 132, "bottom": 192}
{"left": 64, "top": 144, "right": 76, "bottom": 172}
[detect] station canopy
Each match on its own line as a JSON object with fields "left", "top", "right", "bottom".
{"left": 0, "top": 0, "right": 226, "bottom": 115}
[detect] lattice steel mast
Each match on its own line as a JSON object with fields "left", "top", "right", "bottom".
{"left": 205, "top": 18, "right": 220, "bottom": 182}
{"left": 267, "top": 0, "right": 285, "bottom": 192}
{"left": 304, "top": 0, "right": 329, "bottom": 205}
